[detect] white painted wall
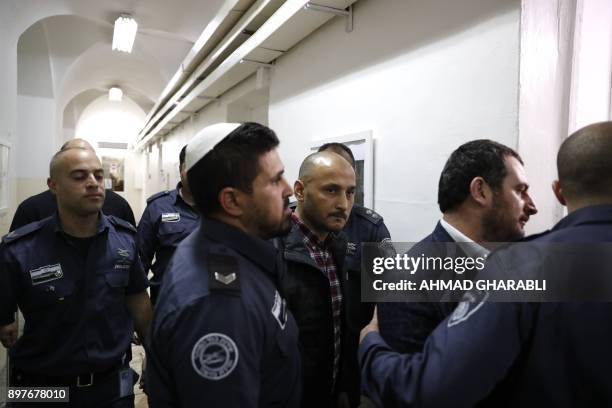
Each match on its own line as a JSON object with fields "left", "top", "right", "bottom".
{"left": 518, "top": 0, "right": 612, "bottom": 233}
{"left": 270, "top": 0, "right": 521, "bottom": 241}
{"left": 568, "top": 0, "right": 612, "bottom": 132}
{"left": 16, "top": 95, "right": 57, "bottom": 199}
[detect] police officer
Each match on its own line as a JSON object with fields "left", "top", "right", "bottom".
{"left": 146, "top": 122, "right": 301, "bottom": 407}
{"left": 359, "top": 121, "right": 612, "bottom": 406}
{"left": 317, "top": 142, "right": 391, "bottom": 407}
{"left": 0, "top": 147, "right": 151, "bottom": 407}
{"left": 137, "top": 145, "right": 199, "bottom": 304}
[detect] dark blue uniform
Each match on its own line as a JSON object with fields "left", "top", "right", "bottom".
{"left": 360, "top": 204, "right": 612, "bottom": 407}
{"left": 146, "top": 216, "right": 301, "bottom": 408}
{"left": 342, "top": 205, "right": 391, "bottom": 406}
{"left": 136, "top": 183, "right": 199, "bottom": 303}
{"left": 0, "top": 213, "right": 148, "bottom": 404}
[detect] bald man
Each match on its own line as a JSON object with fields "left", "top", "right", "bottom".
{"left": 275, "top": 151, "right": 356, "bottom": 407}
{"left": 9, "top": 138, "right": 135, "bottom": 231}
{"left": 0, "top": 147, "right": 150, "bottom": 406}
{"left": 359, "top": 121, "right": 612, "bottom": 406}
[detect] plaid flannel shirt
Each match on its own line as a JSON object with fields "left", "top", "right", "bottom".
{"left": 291, "top": 213, "right": 343, "bottom": 386}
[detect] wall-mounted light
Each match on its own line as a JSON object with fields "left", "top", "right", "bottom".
{"left": 109, "top": 87, "right": 123, "bottom": 102}
{"left": 112, "top": 14, "right": 138, "bottom": 53}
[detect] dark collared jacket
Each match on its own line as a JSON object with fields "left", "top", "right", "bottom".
{"left": 147, "top": 217, "right": 301, "bottom": 408}
{"left": 136, "top": 183, "right": 199, "bottom": 287}
{"left": 274, "top": 222, "right": 350, "bottom": 408}
{"left": 377, "top": 221, "right": 461, "bottom": 353}
{"left": 0, "top": 213, "right": 147, "bottom": 376}
{"left": 361, "top": 205, "right": 612, "bottom": 407}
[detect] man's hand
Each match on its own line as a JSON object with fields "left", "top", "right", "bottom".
{"left": 359, "top": 307, "right": 379, "bottom": 344}
{"left": 0, "top": 322, "right": 18, "bottom": 348}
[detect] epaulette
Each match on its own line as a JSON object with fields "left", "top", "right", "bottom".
{"left": 207, "top": 253, "right": 241, "bottom": 295}
{"left": 2, "top": 220, "right": 44, "bottom": 244}
{"left": 354, "top": 205, "right": 384, "bottom": 225}
{"left": 146, "top": 190, "right": 171, "bottom": 204}
{"left": 108, "top": 215, "right": 136, "bottom": 233}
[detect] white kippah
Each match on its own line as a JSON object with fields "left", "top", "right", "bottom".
{"left": 185, "top": 123, "right": 241, "bottom": 171}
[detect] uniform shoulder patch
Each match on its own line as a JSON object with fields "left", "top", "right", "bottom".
{"left": 354, "top": 205, "right": 384, "bottom": 225}
{"left": 146, "top": 190, "right": 170, "bottom": 204}
{"left": 2, "top": 220, "right": 45, "bottom": 244}
{"left": 447, "top": 290, "right": 489, "bottom": 327}
{"left": 108, "top": 215, "right": 136, "bottom": 233}
{"left": 208, "top": 253, "right": 240, "bottom": 293}
{"left": 191, "top": 333, "right": 239, "bottom": 380}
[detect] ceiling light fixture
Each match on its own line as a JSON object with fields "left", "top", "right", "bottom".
{"left": 112, "top": 14, "right": 138, "bottom": 53}
{"left": 108, "top": 87, "right": 123, "bottom": 102}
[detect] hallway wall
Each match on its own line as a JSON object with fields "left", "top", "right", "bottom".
{"left": 151, "top": 0, "right": 522, "bottom": 242}
{"left": 270, "top": 0, "right": 521, "bottom": 241}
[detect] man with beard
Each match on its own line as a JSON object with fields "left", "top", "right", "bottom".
{"left": 0, "top": 147, "right": 151, "bottom": 407}
{"left": 275, "top": 151, "right": 356, "bottom": 407}
{"left": 378, "top": 139, "right": 537, "bottom": 353}
{"left": 146, "top": 122, "right": 301, "bottom": 408}
{"left": 360, "top": 121, "right": 612, "bottom": 407}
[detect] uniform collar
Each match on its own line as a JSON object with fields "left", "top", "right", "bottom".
{"left": 200, "top": 216, "right": 277, "bottom": 273}
{"left": 173, "top": 182, "right": 195, "bottom": 210}
{"left": 552, "top": 204, "right": 612, "bottom": 231}
{"left": 52, "top": 211, "right": 110, "bottom": 235}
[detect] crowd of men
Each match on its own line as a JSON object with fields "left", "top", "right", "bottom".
{"left": 0, "top": 120, "right": 611, "bottom": 407}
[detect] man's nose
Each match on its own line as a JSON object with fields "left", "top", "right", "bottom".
{"left": 525, "top": 193, "right": 537, "bottom": 215}
{"left": 281, "top": 177, "right": 293, "bottom": 198}
{"left": 336, "top": 192, "right": 349, "bottom": 211}
{"left": 86, "top": 173, "right": 99, "bottom": 187}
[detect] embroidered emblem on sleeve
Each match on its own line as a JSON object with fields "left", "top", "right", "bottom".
{"left": 191, "top": 333, "right": 239, "bottom": 380}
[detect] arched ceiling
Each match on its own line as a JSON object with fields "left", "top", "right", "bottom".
{"left": 14, "top": 0, "right": 231, "bottom": 138}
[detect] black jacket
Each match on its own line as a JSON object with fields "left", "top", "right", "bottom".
{"left": 274, "top": 222, "right": 350, "bottom": 408}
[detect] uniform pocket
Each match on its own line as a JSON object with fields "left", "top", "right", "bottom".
{"left": 158, "top": 222, "right": 188, "bottom": 247}
{"left": 105, "top": 270, "right": 130, "bottom": 288}
{"left": 27, "top": 279, "right": 76, "bottom": 309}
{"left": 22, "top": 279, "right": 77, "bottom": 325}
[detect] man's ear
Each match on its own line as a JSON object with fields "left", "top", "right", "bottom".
{"left": 294, "top": 180, "right": 305, "bottom": 202}
{"left": 552, "top": 180, "right": 566, "bottom": 206}
{"left": 47, "top": 177, "right": 57, "bottom": 195}
{"left": 469, "top": 177, "right": 491, "bottom": 207}
{"left": 218, "top": 187, "right": 243, "bottom": 217}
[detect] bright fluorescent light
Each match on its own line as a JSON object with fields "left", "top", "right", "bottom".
{"left": 112, "top": 14, "right": 137, "bottom": 53}
{"left": 109, "top": 87, "right": 123, "bottom": 102}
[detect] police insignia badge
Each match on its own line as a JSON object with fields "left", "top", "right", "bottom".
{"left": 115, "top": 248, "right": 132, "bottom": 270}
{"left": 271, "top": 290, "right": 288, "bottom": 329}
{"left": 191, "top": 333, "right": 239, "bottom": 380}
{"left": 161, "top": 213, "right": 180, "bottom": 222}
{"left": 214, "top": 272, "right": 236, "bottom": 285}
{"left": 29, "top": 264, "right": 63, "bottom": 286}
{"left": 447, "top": 291, "right": 489, "bottom": 327}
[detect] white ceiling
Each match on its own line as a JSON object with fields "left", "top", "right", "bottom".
{"left": 14, "top": 0, "right": 232, "bottom": 133}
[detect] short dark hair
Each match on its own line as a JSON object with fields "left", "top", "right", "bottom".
{"left": 318, "top": 142, "right": 356, "bottom": 167}
{"left": 557, "top": 122, "right": 612, "bottom": 200}
{"left": 187, "top": 122, "right": 280, "bottom": 215}
{"left": 179, "top": 145, "right": 187, "bottom": 167}
{"left": 438, "top": 139, "right": 522, "bottom": 212}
